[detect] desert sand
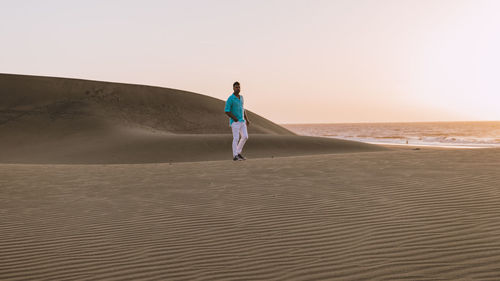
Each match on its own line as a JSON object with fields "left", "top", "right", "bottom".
{"left": 0, "top": 73, "right": 384, "bottom": 164}
{"left": 2, "top": 148, "right": 500, "bottom": 280}
{"left": 1, "top": 74, "right": 500, "bottom": 280}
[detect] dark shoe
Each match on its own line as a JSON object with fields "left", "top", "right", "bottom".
{"left": 237, "top": 154, "right": 247, "bottom": 160}
{"left": 233, "top": 156, "right": 242, "bottom": 161}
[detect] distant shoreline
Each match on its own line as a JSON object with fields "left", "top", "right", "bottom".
{"left": 283, "top": 122, "right": 500, "bottom": 149}
{"left": 281, "top": 120, "right": 500, "bottom": 125}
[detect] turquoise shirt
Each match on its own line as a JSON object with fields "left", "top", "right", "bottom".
{"left": 224, "top": 93, "right": 245, "bottom": 125}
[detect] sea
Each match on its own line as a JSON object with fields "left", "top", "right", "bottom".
{"left": 282, "top": 121, "right": 500, "bottom": 148}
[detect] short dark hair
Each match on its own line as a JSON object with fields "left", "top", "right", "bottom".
{"left": 233, "top": 81, "right": 240, "bottom": 87}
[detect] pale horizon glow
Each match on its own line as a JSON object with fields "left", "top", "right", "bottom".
{"left": 1, "top": 0, "right": 499, "bottom": 124}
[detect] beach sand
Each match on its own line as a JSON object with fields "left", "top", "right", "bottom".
{"left": 2, "top": 74, "right": 500, "bottom": 280}
{"left": 2, "top": 148, "right": 500, "bottom": 280}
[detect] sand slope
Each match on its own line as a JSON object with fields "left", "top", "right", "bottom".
{"left": 0, "top": 73, "right": 384, "bottom": 163}
{"left": 0, "top": 73, "right": 293, "bottom": 135}
{"left": 1, "top": 148, "right": 500, "bottom": 280}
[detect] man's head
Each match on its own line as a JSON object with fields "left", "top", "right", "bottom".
{"left": 233, "top": 81, "right": 240, "bottom": 95}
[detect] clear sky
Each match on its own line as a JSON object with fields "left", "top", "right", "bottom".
{"left": 2, "top": 0, "right": 499, "bottom": 123}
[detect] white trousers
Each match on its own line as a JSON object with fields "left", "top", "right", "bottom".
{"left": 231, "top": 121, "right": 248, "bottom": 157}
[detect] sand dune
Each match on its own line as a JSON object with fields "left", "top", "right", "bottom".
{"left": 0, "top": 73, "right": 384, "bottom": 163}
{"left": 1, "top": 148, "right": 500, "bottom": 280}
{"left": 1, "top": 73, "right": 292, "bottom": 135}
{"left": 4, "top": 73, "right": 497, "bottom": 280}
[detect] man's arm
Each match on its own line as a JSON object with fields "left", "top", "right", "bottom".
{"left": 225, "top": 111, "right": 239, "bottom": 122}
{"left": 244, "top": 111, "right": 250, "bottom": 126}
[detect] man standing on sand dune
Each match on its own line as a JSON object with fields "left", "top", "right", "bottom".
{"left": 225, "top": 81, "right": 250, "bottom": 161}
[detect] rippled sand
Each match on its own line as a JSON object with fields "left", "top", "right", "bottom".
{"left": 2, "top": 148, "right": 500, "bottom": 280}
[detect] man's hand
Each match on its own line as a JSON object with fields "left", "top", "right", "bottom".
{"left": 226, "top": 112, "right": 239, "bottom": 123}
{"left": 246, "top": 120, "right": 251, "bottom": 127}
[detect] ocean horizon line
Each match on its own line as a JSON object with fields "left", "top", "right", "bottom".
{"left": 281, "top": 120, "right": 500, "bottom": 125}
